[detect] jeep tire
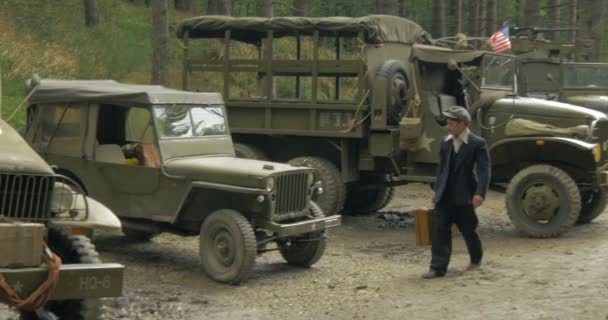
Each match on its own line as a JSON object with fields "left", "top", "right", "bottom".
{"left": 578, "top": 188, "right": 608, "bottom": 224}
{"left": 234, "top": 143, "right": 268, "bottom": 160}
{"left": 199, "top": 210, "right": 256, "bottom": 284}
{"left": 376, "top": 60, "right": 409, "bottom": 125}
{"left": 279, "top": 202, "right": 327, "bottom": 267}
{"left": 344, "top": 174, "right": 394, "bottom": 215}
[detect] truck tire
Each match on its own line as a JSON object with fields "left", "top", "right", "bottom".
{"left": 21, "top": 229, "right": 101, "bottom": 320}
{"left": 577, "top": 189, "right": 608, "bottom": 224}
{"left": 505, "top": 165, "right": 581, "bottom": 238}
{"left": 344, "top": 175, "right": 395, "bottom": 215}
{"left": 199, "top": 209, "right": 256, "bottom": 284}
{"left": 234, "top": 143, "right": 268, "bottom": 160}
{"left": 279, "top": 201, "right": 327, "bottom": 267}
{"left": 376, "top": 60, "right": 409, "bottom": 125}
{"left": 288, "top": 156, "right": 345, "bottom": 215}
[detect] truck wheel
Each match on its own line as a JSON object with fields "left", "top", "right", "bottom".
{"left": 376, "top": 60, "right": 409, "bottom": 125}
{"left": 122, "top": 228, "right": 158, "bottom": 242}
{"left": 234, "top": 143, "right": 268, "bottom": 160}
{"left": 577, "top": 189, "right": 608, "bottom": 224}
{"left": 288, "top": 156, "right": 345, "bottom": 215}
{"left": 199, "top": 210, "right": 256, "bottom": 284}
{"left": 21, "top": 229, "right": 101, "bottom": 320}
{"left": 279, "top": 201, "right": 327, "bottom": 267}
{"left": 505, "top": 165, "right": 581, "bottom": 238}
{"left": 344, "top": 175, "right": 394, "bottom": 215}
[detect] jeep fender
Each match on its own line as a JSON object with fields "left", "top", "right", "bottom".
{"left": 490, "top": 137, "right": 597, "bottom": 173}
{"left": 50, "top": 196, "right": 122, "bottom": 230}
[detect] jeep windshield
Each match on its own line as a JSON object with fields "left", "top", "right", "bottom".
{"left": 154, "top": 104, "right": 227, "bottom": 138}
{"left": 563, "top": 63, "right": 608, "bottom": 89}
{"left": 481, "top": 55, "right": 515, "bottom": 90}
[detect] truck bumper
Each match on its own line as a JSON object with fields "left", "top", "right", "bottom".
{"left": 262, "top": 215, "right": 342, "bottom": 237}
{"left": 0, "top": 263, "right": 124, "bottom": 300}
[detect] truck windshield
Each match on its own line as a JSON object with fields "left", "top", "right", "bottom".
{"left": 481, "top": 55, "right": 514, "bottom": 90}
{"left": 563, "top": 64, "right": 608, "bottom": 89}
{"left": 153, "top": 104, "right": 227, "bottom": 138}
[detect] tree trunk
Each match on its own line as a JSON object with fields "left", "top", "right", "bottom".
{"left": 84, "top": 0, "right": 100, "bottom": 27}
{"left": 468, "top": 0, "right": 479, "bottom": 37}
{"left": 569, "top": 0, "right": 577, "bottom": 44}
{"left": 207, "top": 0, "right": 218, "bottom": 14}
{"left": 456, "top": 0, "right": 463, "bottom": 33}
{"left": 524, "top": 0, "right": 540, "bottom": 27}
{"left": 486, "top": 0, "right": 497, "bottom": 34}
{"left": 479, "top": 0, "right": 487, "bottom": 36}
{"left": 375, "top": 0, "right": 398, "bottom": 15}
{"left": 293, "top": 0, "right": 308, "bottom": 16}
{"left": 216, "top": 0, "right": 232, "bottom": 15}
{"left": 432, "top": 0, "right": 446, "bottom": 38}
{"left": 151, "top": 0, "right": 170, "bottom": 86}
{"left": 587, "top": 0, "right": 605, "bottom": 60}
{"left": 258, "top": 0, "right": 272, "bottom": 17}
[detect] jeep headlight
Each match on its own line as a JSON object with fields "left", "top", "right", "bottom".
{"left": 50, "top": 182, "right": 75, "bottom": 214}
{"left": 307, "top": 172, "right": 315, "bottom": 186}
{"left": 265, "top": 177, "right": 275, "bottom": 192}
{"left": 594, "top": 144, "right": 602, "bottom": 163}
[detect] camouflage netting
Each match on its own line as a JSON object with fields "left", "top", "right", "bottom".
{"left": 505, "top": 118, "right": 589, "bottom": 138}
{"left": 176, "top": 15, "right": 432, "bottom": 45}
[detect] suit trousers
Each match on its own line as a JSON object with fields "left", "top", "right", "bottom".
{"left": 430, "top": 202, "right": 483, "bottom": 274}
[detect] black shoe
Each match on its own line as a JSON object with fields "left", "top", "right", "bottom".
{"left": 422, "top": 270, "right": 445, "bottom": 279}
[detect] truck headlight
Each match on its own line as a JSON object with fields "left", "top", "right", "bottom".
{"left": 307, "top": 172, "right": 315, "bottom": 186}
{"left": 50, "top": 182, "right": 76, "bottom": 214}
{"left": 265, "top": 177, "right": 275, "bottom": 192}
{"left": 594, "top": 144, "right": 603, "bottom": 163}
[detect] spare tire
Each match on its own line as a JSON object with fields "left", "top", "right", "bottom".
{"left": 376, "top": 60, "right": 410, "bottom": 125}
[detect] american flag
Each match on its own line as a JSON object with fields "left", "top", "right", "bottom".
{"left": 487, "top": 26, "right": 512, "bottom": 54}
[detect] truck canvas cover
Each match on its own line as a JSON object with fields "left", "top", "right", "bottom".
{"left": 27, "top": 79, "right": 224, "bottom": 105}
{"left": 176, "top": 15, "right": 431, "bottom": 45}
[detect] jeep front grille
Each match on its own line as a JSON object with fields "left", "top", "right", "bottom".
{"left": 0, "top": 174, "right": 55, "bottom": 221}
{"left": 274, "top": 172, "right": 309, "bottom": 219}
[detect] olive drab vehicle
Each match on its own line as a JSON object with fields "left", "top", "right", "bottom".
{"left": 0, "top": 119, "right": 123, "bottom": 319}
{"left": 177, "top": 15, "right": 608, "bottom": 238}
{"left": 23, "top": 79, "right": 340, "bottom": 284}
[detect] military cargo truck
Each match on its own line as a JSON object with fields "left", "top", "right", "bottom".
{"left": 23, "top": 79, "right": 340, "bottom": 284}
{"left": 177, "top": 15, "right": 608, "bottom": 238}
{"left": 0, "top": 118, "right": 123, "bottom": 319}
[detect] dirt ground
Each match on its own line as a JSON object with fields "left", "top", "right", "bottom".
{"left": 3, "top": 183, "right": 608, "bottom": 320}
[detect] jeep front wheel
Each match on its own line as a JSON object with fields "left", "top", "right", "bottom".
{"left": 279, "top": 202, "right": 327, "bottom": 267}
{"left": 578, "top": 188, "right": 608, "bottom": 224}
{"left": 199, "top": 210, "right": 256, "bottom": 284}
{"left": 505, "top": 165, "right": 581, "bottom": 238}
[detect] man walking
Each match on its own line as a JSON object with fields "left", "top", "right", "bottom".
{"left": 423, "top": 106, "right": 491, "bottom": 279}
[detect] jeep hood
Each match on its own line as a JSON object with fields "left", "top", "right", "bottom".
{"left": 494, "top": 96, "right": 607, "bottom": 121}
{"left": 563, "top": 95, "right": 608, "bottom": 113}
{"left": 0, "top": 120, "right": 53, "bottom": 174}
{"left": 163, "top": 156, "right": 310, "bottom": 189}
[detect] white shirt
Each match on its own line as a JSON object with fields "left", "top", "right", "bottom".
{"left": 444, "top": 128, "right": 470, "bottom": 154}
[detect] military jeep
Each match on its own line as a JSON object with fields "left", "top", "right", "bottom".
{"left": 0, "top": 118, "right": 123, "bottom": 319}
{"left": 23, "top": 79, "right": 340, "bottom": 284}
{"left": 176, "top": 15, "right": 608, "bottom": 238}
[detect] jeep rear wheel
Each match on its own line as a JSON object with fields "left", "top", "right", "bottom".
{"left": 578, "top": 188, "right": 608, "bottom": 224}
{"left": 279, "top": 202, "right": 327, "bottom": 267}
{"left": 344, "top": 174, "right": 394, "bottom": 215}
{"left": 199, "top": 210, "right": 256, "bottom": 284}
{"left": 505, "top": 165, "right": 581, "bottom": 238}
{"left": 288, "top": 156, "right": 345, "bottom": 215}
{"left": 21, "top": 229, "right": 101, "bottom": 320}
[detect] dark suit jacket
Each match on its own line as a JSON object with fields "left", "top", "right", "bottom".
{"left": 433, "top": 131, "right": 491, "bottom": 206}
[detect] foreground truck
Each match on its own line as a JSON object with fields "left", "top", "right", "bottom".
{"left": 23, "top": 79, "right": 340, "bottom": 284}
{"left": 176, "top": 15, "right": 608, "bottom": 238}
{"left": 0, "top": 118, "right": 123, "bottom": 319}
